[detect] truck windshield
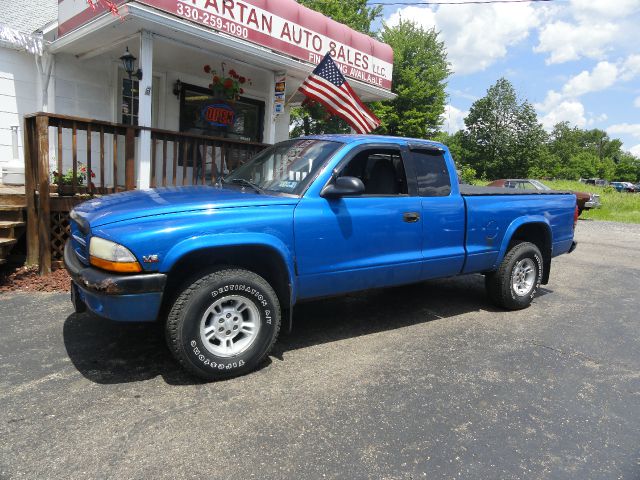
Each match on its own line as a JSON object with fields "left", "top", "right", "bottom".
{"left": 223, "top": 139, "right": 342, "bottom": 195}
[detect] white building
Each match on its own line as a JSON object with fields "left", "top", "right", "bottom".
{"left": 1, "top": 0, "right": 394, "bottom": 188}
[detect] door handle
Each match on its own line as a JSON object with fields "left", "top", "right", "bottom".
{"left": 403, "top": 212, "right": 420, "bottom": 223}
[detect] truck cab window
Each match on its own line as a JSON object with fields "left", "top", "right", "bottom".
{"left": 339, "top": 149, "right": 408, "bottom": 195}
{"left": 411, "top": 150, "right": 451, "bottom": 197}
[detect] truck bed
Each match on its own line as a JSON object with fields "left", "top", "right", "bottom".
{"left": 460, "top": 185, "right": 572, "bottom": 196}
{"left": 459, "top": 186, "right": 577, "bottom": 276}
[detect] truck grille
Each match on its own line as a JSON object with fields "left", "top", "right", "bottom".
{"left": 70, "top": 219, "right": 89, "bottom": 265}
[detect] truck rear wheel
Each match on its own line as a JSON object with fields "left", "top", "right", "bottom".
{"left": 485, "top": 241, "right": 543, "bottom": 310}
{"left": 165, "top": 268, "right": 281, "bottom": 381}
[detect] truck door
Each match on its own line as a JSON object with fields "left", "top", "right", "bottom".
{"left": 294, "top": 145, "right": 424, "bottom": 300}
{"left": 408, "top": 147, "right": 466, "bottom": 279}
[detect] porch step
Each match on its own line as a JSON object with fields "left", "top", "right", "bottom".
{"left": 0, "top": 194, "right": 26, "bottom": 207}
{"left": 0, "top": 238, "right": 17, "bottom": 247}
{"left": 0, "top": 220, "right": 25, "bottom": 229}
{"left": 0, "top": 204, "right": 26, "bottom": 267}
{"left": 0, "top": 205, "right": 26, "bottom": 211}
{"left": 0, "top": 205, "right": 25, "bottom": 223}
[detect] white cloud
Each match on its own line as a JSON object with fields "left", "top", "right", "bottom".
{"left": 535, "top": 21, "right": 618, "bottom": 64}
{"left": 629, "top": 144, "right": 640, "bottom": 157}
{"left": 621, "top": 54, "right": 640, "bottom": 81}
{"left": 634, "top": 96, "right": 640, "bottom": 108}
{"left": 448, "top": 88, "right": 478, "bottom": 101}
{"left": 591, "top": 113, "right": 608, "bottom": 124}
{"left": 608, "top": 123, "right": 640, "bottom": 138}
{"left": 570, "top": 0, "right": 640, "bottom": 21}
{"left": 441, "top": 104, "right": 468, "bottom": 133}
{"left": 386, "top": 3, "right": 540, "bottom": 75}
{"left": 533, "top": 0, "right": 640, "bottom": 64}
{"left": 562, "top": 62, "right": 618, "bottom": 97}
{"left": 536, "top": 61, "right": 625, "bottom": 130}
{"left": 539, "top": 100, "right": 587, "bottom": 130}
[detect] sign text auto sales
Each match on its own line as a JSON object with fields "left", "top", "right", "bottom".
{"left": 166, "top": 0, "right": 393, "bottom": 88}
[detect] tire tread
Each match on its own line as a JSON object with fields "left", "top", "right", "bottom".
{"left": 486, "top": 241, "right": 542, "bottom": 310}
{"left": 165, "top": 268, "right": 281, "bottom": 380}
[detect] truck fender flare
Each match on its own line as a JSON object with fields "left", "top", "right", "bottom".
{"left": 160, "top": 233, "right": 297, "bottom": 303}
{"left": 494, "top": 216, "right": 552, "bottom": 270}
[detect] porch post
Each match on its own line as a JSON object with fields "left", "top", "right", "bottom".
{"left": 136, "top": 31, "right": 153, "bottom": 189}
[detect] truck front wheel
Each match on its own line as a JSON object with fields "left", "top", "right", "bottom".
{"left": 165, "top": 268, "right": 281, "bottom": 381}
{"left": 485, "top": 242, "right": 543, "bottom": 310}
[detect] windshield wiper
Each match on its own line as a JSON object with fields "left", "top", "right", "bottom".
{"left": 228, "top": 178, "right": 265, "bottom": 194}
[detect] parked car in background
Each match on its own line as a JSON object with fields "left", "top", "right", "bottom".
{"left": 487, "top": 179, "right": 601, "bottom": 215}
{"left": 610, "top": 182, "right": 637, "bottom": 193}
{"left": 583, "top": 178, "right": 608, "bottom": 187}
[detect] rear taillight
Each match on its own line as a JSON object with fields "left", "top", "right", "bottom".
{"left": 573, "top": 205, "right": 579, "bottom": 230}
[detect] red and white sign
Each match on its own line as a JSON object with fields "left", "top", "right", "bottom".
{"left": 58, "top": 0, "right": 394, "bottom": 90}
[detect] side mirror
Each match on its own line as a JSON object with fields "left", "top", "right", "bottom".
{"left": 320, "top": 176, "right": 365, "bottom": 198}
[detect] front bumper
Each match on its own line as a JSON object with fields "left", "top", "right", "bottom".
{"left": 584, "top": 201, "right": 601, "bottom": 209}
{"left": 64, "top": 241, "right": 167, "bottom": 322}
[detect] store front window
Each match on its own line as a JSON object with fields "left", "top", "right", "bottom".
{"left": 179, "top": 83, "right": 264, "bottom": 142}
{"left": 119, "top": 70, "right": 160, "bottom": 127}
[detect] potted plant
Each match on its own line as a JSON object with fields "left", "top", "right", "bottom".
{"left": 51, "top": 162, "right": 95, "bottom": 195}
{"left": 203, "top": 63, "right": 250, "bottom": 102}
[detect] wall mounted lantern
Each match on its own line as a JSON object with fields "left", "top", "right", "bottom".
{"left": 173, "top": 79, "right": 183, "bottom": 99}
{"left": 120, "top": 47, "right": 143, "bottom": 81}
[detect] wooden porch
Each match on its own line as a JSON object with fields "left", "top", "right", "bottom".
{"left": 14, "top": 112, "right": 268, "bottom": 274}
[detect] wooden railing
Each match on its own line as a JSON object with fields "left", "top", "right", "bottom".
{"left": 23, "top": 112, "right": 268, "bottom": 274}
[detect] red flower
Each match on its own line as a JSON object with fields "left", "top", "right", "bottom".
{"left": 91, "top": 172, "right": 96, "bottom": 178}
{"left": 204, "top": 65, "right": 211, "bottom": 73}
{"left": 238, "top": 76, "right": 246, "bottom": 84}
{"left": 80, "top": 166, "right": 86, "bottom": 173}
{"left": 239, "top": 88, "right": 244, "bottom": 94}
{"left": 223, "top": 78, "right": 233, "bottom": 89}
{"left": 229, "top": 69, "right": 237, "bottom": 78}
{"left": 212, "top": 75, "right": 220, "bottom": 84}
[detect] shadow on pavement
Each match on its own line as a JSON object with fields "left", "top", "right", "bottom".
{"left": 64, "top": 274, "right": 503, "bottom": 385}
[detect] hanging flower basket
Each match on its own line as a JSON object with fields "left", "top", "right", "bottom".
{"left": 203, "top": 63, "right": 250, "bottom": 102}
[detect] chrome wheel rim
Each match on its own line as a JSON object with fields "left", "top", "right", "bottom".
{"left": 511, "top": 258, "right": 536, "bottom": 296}
{"left": 200, "top": 295, "right": 261, "bottom": 358}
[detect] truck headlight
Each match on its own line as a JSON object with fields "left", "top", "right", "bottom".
{"left": 89, "top": 237, "right": 142, "bottom": 273}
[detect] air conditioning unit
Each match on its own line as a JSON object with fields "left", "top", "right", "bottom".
{"left": 1, "top": 166, "right": 25, "bottom": 185}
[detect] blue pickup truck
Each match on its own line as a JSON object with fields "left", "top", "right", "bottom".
{"left": 65, "top": 135, "right": 578, "bottom": 380}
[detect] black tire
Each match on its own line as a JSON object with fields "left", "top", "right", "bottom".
{"left": 485, "top": 241, "right": 543, "bottom": 310}
{"left": 166, "top": 268, "right": 281, "bottom": 381}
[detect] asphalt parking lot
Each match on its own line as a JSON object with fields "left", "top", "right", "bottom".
{"left": 1, "top": 220, "right": 639, "bottom": 479}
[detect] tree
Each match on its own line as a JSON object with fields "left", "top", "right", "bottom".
{"left": 461, "top": 78, "right": 547, "bottom": 179}
{"left": 543, "top": 123, "right": 630, "bottom": 180}
{"left": 614, "top": 152, "right": 640, "bottom": 182}
{"left": 290, "top": 0, "right": 382, "bottom": 136}
{"left": 433, "top": 131, "right": 476, "bottom": 182}
{"left": 370, "top": 21, "right": 450, "bottom": 138}
{"left": 298, "top": 0, "right": 382, "bottom": 34}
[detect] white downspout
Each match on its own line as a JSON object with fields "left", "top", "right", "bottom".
{"left": 34, "top": 48, "right": 53, "bottom": 112}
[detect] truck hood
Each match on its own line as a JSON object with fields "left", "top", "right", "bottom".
{"left": 72, "top": 186, "right": 299, "bottom": 227}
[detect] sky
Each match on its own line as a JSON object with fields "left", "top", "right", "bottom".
{"left": 373, "top": 0, "right": 640, "bottom": 156}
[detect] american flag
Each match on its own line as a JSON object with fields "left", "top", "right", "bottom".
{"left": 299, "top": 53, "right": 381, "bottom": 134}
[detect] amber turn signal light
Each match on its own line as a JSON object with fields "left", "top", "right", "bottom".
{"left": 90, "top": 255, "right": 142, "bottom": 273}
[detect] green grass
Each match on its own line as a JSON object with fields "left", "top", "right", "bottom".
{"left": 472, "top": 179, "right": 640, "bottom": 223}
{"left": 543, "top": 180, "right": 640, "bottom": 224}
